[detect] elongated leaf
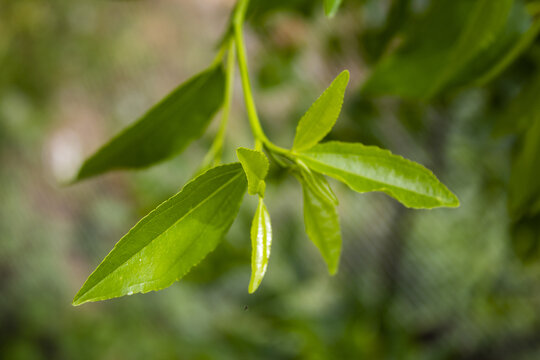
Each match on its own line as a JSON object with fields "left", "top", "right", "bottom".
{"left": 296, "top": 141, "right": 459, "bottom": 209}
{"left": 299, "top": 172, "right": 341, "bottom": 274}
{"left": 296, "top": 160, "right": 338, "bottom": 205}
{"left": 292, "top": 70, "right": 349, "bottom": 152}
{"left": 73, "top": 163, "right": 246, "bottom": 305}
{"left": 324, "top": 0, "right": 342, "bottom": 18}
{"left": 248, "top": 198, "right": 272, "bottom": 293}
{"left": 362, "top": 0, "right": 513, "bottom": 99}
{"left": 237, "top": 147, "right": 269, "bottom": 196}
{"left": 75, "top": 65, "right": 225, "bottom": 181}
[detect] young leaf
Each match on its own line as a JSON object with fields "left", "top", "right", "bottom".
{"left": 298, "top": 171, "right": 342, "bottom": 275}
{"left": 296, "top": 160, "right": 338, "bottom": 206}
{"left": 237, "top": 147, "right": 269, "bottom": 197}
{"left": 73, "top": 163, "right": 246, "bottom": 305}
{"left": 75, "top": 65, "right": 225, "bottom": 181}
{"left": 324, "top": 0, "right": 343, "bottom": 18}
{"left": 248, "top": 197, "right": 272, "bottom": 293}
{"left": 296, "top": 141, "right": 459, "bottom": 209}
{"left": 292, "top": 70, "right": 349, "bottom": 152}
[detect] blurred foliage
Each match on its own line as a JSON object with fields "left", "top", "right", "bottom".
{"left": 2, "top": 0, "right": 540, "bottom": 359}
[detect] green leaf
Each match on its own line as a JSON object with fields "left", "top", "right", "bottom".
{"left": 248, "top": 197, "right": 272, "bottom": 293}
{"left": 296, "top": 160, "right": 338, "bottom": 206}
{"left": 292, "top": 70, "right": 349, "bottom": 152}
{"left": 75, "top": 65, "right": 225, "bottom": 181}
{"left": 296, "top": 141, "right": 459, "bottom": 209}
{"left": 362, "top": 0, "right": 514, "bottom": 99}
{"left": 324, "top": 0, "right": 342, "bottom": 18}
{"left": 237, "top": 147, "right": 269, "bottom": 197}
{"left": 297, "top": 170, "right": 341, "bottom": 275}
{"left": 73, "top": 163, "right": 246, "bottom": 305}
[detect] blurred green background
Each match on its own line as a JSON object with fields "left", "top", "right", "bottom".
{"left": 2, "top": 0, "right": 540, "bottom": 359}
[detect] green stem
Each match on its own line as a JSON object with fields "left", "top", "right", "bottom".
{"left": 234, "top": 1, "right": 265, "bottom": 143}
{"left": 233, "top": 0, "right": 293, "bottom": 158}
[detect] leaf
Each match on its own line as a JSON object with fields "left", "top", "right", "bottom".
{"left": 73, "top": 163, "right": 246, "bottom": 305}
{"left": 298, "top": 171, "right": 342, "bottom": 274}
{"left": 292, "top": 70, "right": 349, "bottom": 152}
{"left": 296, "top": 160, "right": 338, "bottom": 205}
{"left": 296, "top": 141, "right": 459, "bottom": 209}
{"left": 248, "top": 197, "right": 272, "bottom": 293}
{"left": 324, "top": 0, "right": 342, "bottom": 18}
{"left": 362, "top": 0, "right": 514, "bottom": 99}
{"left": 75, "top": 65, "right": 225, "bottom": 181}
{"left": 237, "top": 147, "right": 269, "bottom": 196}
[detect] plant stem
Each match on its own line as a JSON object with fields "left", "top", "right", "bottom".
{"left": 234, "top": 0, "right": 265, "bottom": 147}
{"left": 233, "top": 0, "right": 293, "bottom": 157}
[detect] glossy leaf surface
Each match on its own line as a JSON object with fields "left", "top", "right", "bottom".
{"left": 299, "top": 172, "right": 341, "bottom": 274}
{"left": 324, "top": 0, "right": 343, "bottom": 18}
{"left": 297, "top": 141, "right": 459, "bottom": 209}
{"left": 73, "top": 163, "right": 246, "bottom": 305}
{"left": 75, "top": 65, "right": 225, "bottom": 181}
{"left": 237, "top": 147, "right": 269, "bottom": 196}
{"left": 248, "top": 197, "right": 272, "bottom": 293}
{"left": 292, "top": 70, "right": 349, "bottom": 152}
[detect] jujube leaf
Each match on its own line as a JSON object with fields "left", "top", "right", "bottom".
{"left": 73, "top": 163, "right": 246, "bottom": 305}
{"left": 75, "top": 65, "right": 226, "bottom": 181}
{"left": 237, "top": 147, "right": 269, "bottom": 197}
{"left": 292, "top": 70, "right": 349, "bottom": 152}
{"left": 296, "top": 160, "right": 338, "bottom": 206}
{"left": 248, "top": 197, "right": 272, "bottom": 293}
{"left": 296, "top": 141, "right": 459, "bottom": 209}
{"left": 324, "top": 0, "right": 343, "bottom": 18}
{"left": 298, "top": 172, "right": 342, "bottom": 274}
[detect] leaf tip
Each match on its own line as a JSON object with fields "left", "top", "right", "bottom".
{"left": 328, "top": 264, "right": 339, "bottom": 276}
{"left": 339, "top": 69, "right": 350, "bottom": 82}
{"left": 248, "top": 280, "right": 260, "bottom": 294}
{"left": 445, "top": 193, "right": 461, "bottom": 208}
{"left": 72, "top": 294, "right": 84, "bottom": 307}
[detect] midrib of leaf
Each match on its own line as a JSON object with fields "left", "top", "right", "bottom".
{"left": 110, "top": 189, "right": 229, "bottom": 293}
{"left": 77, "top": 170, "right": 243, "bottom": 297}
{"left": 298, "top": 152, "right": 449, "bottom": 203}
